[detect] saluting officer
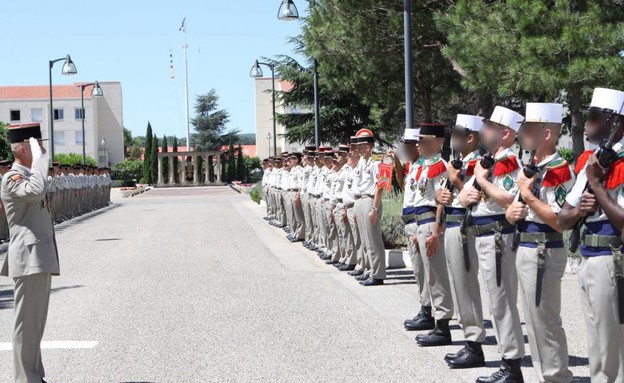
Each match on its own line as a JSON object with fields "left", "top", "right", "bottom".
{"left": 458, "top": 106, "right": 525, "bottom": 383}
{"left": 558, "top": 88, "right": 624, "bottom": 383}
{"left": 0, "top": 123, "right": 59, "bottom": 383}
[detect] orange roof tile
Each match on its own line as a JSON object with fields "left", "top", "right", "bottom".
{"left": 0, "top": 83, "right": 97, "bottom": 100}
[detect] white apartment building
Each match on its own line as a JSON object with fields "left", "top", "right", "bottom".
{"left": 253, "top": 78, "right": 303, "bottom": 159}
{"left": 0, "top": 82, "right": 124, "bottom": 166}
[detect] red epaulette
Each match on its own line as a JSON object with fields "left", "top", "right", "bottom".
{"left": 426, "top": 160, "right": 447, "bottom": 179}
{"left": 404, "top": 162, "right": 410, "bottom": 176}
{"left": 606, "top": 158, "right": 624, "bottom": 190}
{"left": 466, "top": 159, "right": 479, "bottom": 177}
{"left": 493, "top": 156, "right": 520, "bottom": 177}
{"left": 542, "top": 164, "right": 572, "bottom": 187}
{"left": 575, "top": 150, "right": 594, "bottom": 174}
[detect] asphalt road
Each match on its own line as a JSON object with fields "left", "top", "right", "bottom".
{"left": 0, "top": 186, "right": 591, "bottom": 382}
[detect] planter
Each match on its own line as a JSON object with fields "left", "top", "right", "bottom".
{"left": 386, "top": 249, "right": 406, "bottom": 269}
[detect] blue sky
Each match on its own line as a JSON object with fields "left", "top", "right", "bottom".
{"left": 0, "top": 0, "right": 306, "bottom": 139}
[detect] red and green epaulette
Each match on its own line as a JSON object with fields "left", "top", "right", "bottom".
{"left": 542, "top": 160, "right": 572, "bottom": 187}
{"left": 493, "top": 155, "right": 519, "bottom": 177}
{"left": 426, "top": 158, "right": 447, "bottom": 179}
{"left": 606, "top": 157, "right": 624, "bottom": 190}
{"left": 574, "top": 150, "right": 594, "bottom": 174}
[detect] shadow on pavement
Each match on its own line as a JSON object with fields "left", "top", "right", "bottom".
{"left": 0, "top": 284, "right": 83, "bottom": 310}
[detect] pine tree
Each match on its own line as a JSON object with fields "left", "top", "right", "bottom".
{"left": 227, "top": 143, "right": 236, "bottom": 182}
{"left": 143, "top": 122, "right": 153, "bottom": 184}
{"left": 220, "top": 152, "right": 227, "bottom": 182}
{"left": 237, "top": 144, "right": 245, "bottom": 182}
{"left": 162, "top": 136, "right": 169, "bottom": 183}
{"left": 151, "top": 133, "right": 158, "bottom": 184}
{"left": 172, "top": 136, "right": 179, "bottom": 184}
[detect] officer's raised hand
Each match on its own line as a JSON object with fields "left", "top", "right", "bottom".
{"left": 435, "top": 188, "right": 453, "bottom": 206}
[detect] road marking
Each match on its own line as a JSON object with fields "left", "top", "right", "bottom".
{"left": 0, "top": 341, "right": 98, "bottom": 351}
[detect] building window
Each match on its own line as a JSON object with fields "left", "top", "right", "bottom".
{"left": 31, "top": 108, "right": 42, "bottom": 122}
{"left": 53, "top": 108, "right": 64, "bottom": 121}
{"left": 74, "top": 107, "right": 84, "bottom": 120}
{"left": 54, "top": 131, "right": 65, "bottom": 145}
{"left": 10, "top": 110, "right": 20, "bottom": 122}
{"left": 75, "top": 131, "right": 84, "bottom": 144}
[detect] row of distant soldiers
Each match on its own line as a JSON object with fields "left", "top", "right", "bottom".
{"left": 0, "top": 162, "right": 112, "bottom": 242}
{"left": 262, "top": 87, "right": 624, "bottom": 383}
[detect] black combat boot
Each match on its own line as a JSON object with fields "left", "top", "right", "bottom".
{"left": 447, "top": 341, "right": 485, "bottom": 369}
{"left": 416, "top": 319, "right": 452, "bottom": 346}
{"left": 476, "top": 358, "right": 523, "bottom": 383}
{"left": 403, "top": 306, "right": 435, "bottom": 331}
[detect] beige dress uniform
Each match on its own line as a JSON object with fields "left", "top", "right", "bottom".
{"left": 440, "top": 150, "right": 485, "bottom": 343}
{"left": 566, "top": 140, "right": 624, "bottom": 383}
{"left": 288, "top": 165, "right": 305, "bottom": 240}
{"left": 299, "top": 164, "right": 313, "bottom": 243}
{"left": 335, "top": 163, "right": 357, "bottom": 266}
{"left": 330, "top": 163, "right": 350, "bottom": 263}
{"left": 314, "top": 166, "right": 329, "bottom": 251}
{"left": 1, "top": 162, "right": 60, "bottom": 383}
{"left": 306, "top": 165, "right": 320, "bottom": 245}
{"left": 409, "top": 154, "right": 454, "bottom": 320}
{"left": 345, "top": 161, "right": 366, "bottom": 271}
{"left": 262, "top": 167, "right": 272, "bottom": 216}
{"left": 465, "top": 147, "right": 524, "bottom": 360}
{"left": 354, "top": 156, "right": 386, "bottom": 279}
{"left": 323, "top": 168, "right": 340, "bottom": 260}
{"left": 515, "top": 153, "right": 574, "bottom": 383}
{"left": 402, "top": 160, "right": 431, "bottom": 310}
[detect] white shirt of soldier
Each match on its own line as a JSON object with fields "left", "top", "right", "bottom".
{"left": 411, "top": 154, "right": 446, "bottom": 208}
{"left": 566, "top": 137, "right": 624, "bottom": 223}
{"left": 313, "top": 166, "right": 328, "bottom": 196}
{"left": 446, "top": 150, "right": 482, "bottom": 209}
{"left": 306, "top": 165, "right": 319, "bottom": 195}
{"left": 465, "top": 147, "right": 522, "bottom": 217}
{"left": 357, "top": 156, "right": 379, "bottom": 196}
{"left": 330, "top": 163, "right": 349, "bottom": 202}
{"left": 280, "top": 168, "right": 290, "bottom": 190}
{"left": 343, "top": 162, "right": 361, "bottom": 204}
{"left": 323, "top": 168, "right": 336, "bottom": 200}
{"left": 288, "top": 165, "right": 302, "bottom": 191}
{"left": 300, "top": 164, "right": 312, "bottom": 193}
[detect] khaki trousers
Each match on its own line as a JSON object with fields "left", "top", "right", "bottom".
{"left": 354, "top": 197, "right": 386, "bottom": 279}
{"left": 301, "top": 193, "right": 313, "bottom": 242}
{"left": 415, "top": 221, "right": 453, "bottom": 320}
{"left": 13, "top": 272, "right": 52, "bottom": 383}
{"left": 445, "top": 225, "right": 485, "bottom": 342}
{"left": 516, "top": 245, "right": 571, "bottom": 383}
{"left": 323, "top": 200, "right": 340, "bottom": 261}
{"left": 347, "top": 205, "right": 367, "bottom": 271}
{"left": 476, "top": 232, "right": 524, "bottom": 360}
{"left": 315, "top": 198, "right": 328, "bottom": 250}
{"left": 334, "top": 203, "right": 356, "bottom": 265}
{"left": 579, "top": 254, "right": 624, "bottom": 383}
{"left": 290, "top": 192, "right": 306, "bottom": 240}
{"left": 405, "top": 222, "right": 431, "bottom": 308}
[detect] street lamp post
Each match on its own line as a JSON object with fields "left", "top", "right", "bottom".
{"left": 403, "top": 0, "right": 414, "bottom": 130}
{"left": 250, "top": 60, "right": 278, "bottom": 156}
{"left": 277, "top": 0, "right": 320, "bottom": 148}
{"left": 266, "top": 132, "right": 272, "bottom": 156}
{"left": 49, "top": 54, "right": 77, "bottom": 163}
{"left": 78, "top": 81, "right": 104, "bottom": 165}
{"left": 101, "top": 138, "right": 107, "bottom": 167}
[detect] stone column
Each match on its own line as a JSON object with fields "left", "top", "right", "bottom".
{"left": 180, "top": 156, "right": 187, "bottom": 186}
{"left": 168, "top": 154, "right": 175, "bottom": 185}
{"left": 157, "top": 156, "right": 163, "bottom": 186}
{"left": 204, "top": 155, "right": 210, "bottom": 184}
{"left": 215, "top": 155, "right": 222, "bottom": 183}
{"left": 193, "top": 155, "right": 200, "bottom": 185}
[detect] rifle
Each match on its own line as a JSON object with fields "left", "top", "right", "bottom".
{"left": 511, "top": 150, "right": 541, "bottom": 252}
{"left": 569, "top": 105, "right": 624, "bottom": 253}
{"left": 439, "top": 148, "right": 463, "bottom": 226}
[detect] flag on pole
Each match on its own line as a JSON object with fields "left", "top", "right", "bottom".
{"left": 169, "top": 50, "right": 175, "bottom": 79}
{"left": 179, "top": 17, "right": 186, "bottom": 32}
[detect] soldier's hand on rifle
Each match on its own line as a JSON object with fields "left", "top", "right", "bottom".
{"left": 435, "top": 188, "right": 453, "bottom": 206}
{"left": 474, "top": 161, "right": 489, "bottom": 183}
{"left": 506, "top": 201, "right": 527, "bottom": 224}
{"left": 517, "top": 169, "right": 536, "bottom": 198}
{"left": 579, "top": 191, "right": 598, "bottom": 216}
{"left": 446, "top": 161, "right": 461, "bottom": 184}
{"left": 586, "top": 154, "right": 606, "bottom": 185}
{"left": 459, "top": 185, "right": 481, "bottom": 207}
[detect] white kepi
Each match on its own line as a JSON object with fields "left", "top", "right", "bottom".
{"left": 590, "top": 87, "right": 624, "bottom": 114}
{"left": 524, "top": 103, "right": 563, "bottom": 124}
{"left": 484, "top": 106, "right": 524, "bottom": 132}
{"left": 456, "top": 114, "right": 483, "bottom": 132}
{"left": 403, "top": 128, "right": 420, "bottom": 142}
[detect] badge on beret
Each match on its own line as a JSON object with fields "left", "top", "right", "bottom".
{"left": 555, "top": 185, "right": 567, "bottom": 207}
{"left": 503, "top": 174, "right": 514, "bottom": 191}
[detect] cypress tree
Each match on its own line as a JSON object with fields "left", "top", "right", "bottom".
{"left": 237, "top": 144, "right": 245, "bottom": 182}
{"left": 151, "top": 133, "right": 158, "bottom": 184}
{"left": 227, "top": 143, "right": 236, "bottom": 182}
{"left": 143, "top": 122, "right": 153, "bottom": 184}
{"left": 172, "top": 136, "right": 179, "bottom": 184}
{"left": 162, "top": 136, "right": 169, "bottom": 183}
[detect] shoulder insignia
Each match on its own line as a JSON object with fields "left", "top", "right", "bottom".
{"left": 575, "top": 150, "right": 594, "bottom": 175}
{"left": 502, "top": 174, "right": 514, "bottom": 191}
{"left": 555, "top": 185, "right": 567, "bottom": 207}
{"left": 465, "top": 159, "right": 479, "bottom": 178}
{"left": 493, "top": 156, "right": 520, "bottom": 177}
{"left": 542, "top": 164, "right": 572, "bottom": 187}
{"left": 426, "top": 161, "right": 447, "bottom": 179}
{"left": 605, "top": 158, "right": 624, "bottom": 190}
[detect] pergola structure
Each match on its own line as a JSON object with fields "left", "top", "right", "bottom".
{"left": 156, "top": 150, "right": 223, "bottom": 187}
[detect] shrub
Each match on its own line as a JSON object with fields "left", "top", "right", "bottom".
{"left": 249, "top": 182, "right": 263, "bottom": 205}
{"left": 557, "top": 147, "right": 574, "bottom": 164}
{"left": 380, "top": 190, "right": 407, "bottom": 249}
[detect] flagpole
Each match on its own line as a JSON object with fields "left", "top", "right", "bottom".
{"left": 183, "top": 19, "right": 190, "bottom": 152}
